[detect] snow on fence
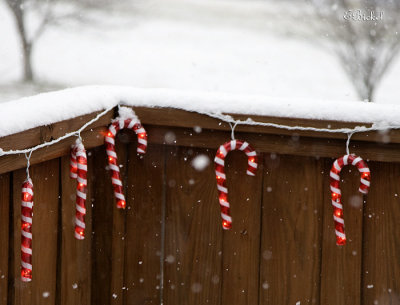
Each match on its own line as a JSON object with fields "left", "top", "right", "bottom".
{"left": 0, "top": 90, "right": 399, "bottom": 305}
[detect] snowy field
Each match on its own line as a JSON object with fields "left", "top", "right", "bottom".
{"left": 0, "top": 0, "right": 399, "bottom": 104}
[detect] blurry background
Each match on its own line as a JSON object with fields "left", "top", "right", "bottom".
{"left": 0, "top": 0, "right": 399, "bottom": 104}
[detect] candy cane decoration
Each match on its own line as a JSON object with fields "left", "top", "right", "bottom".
{"left": 330, "top": 154, "right": 371, "bottom": 245}
{"left": 70, "top": 139, "right": 87, "bottom": 240}
{"left": 214, "top": 139, "right": 257, "bottom": 229}
{"left": 21, "top": 178, "right": 33, "bottom": 282}
{"left": 70, "top": 145, "right": 77, "bottom": 179}
{"left": 104, "top": 108, "right": 147, "bottom": 209}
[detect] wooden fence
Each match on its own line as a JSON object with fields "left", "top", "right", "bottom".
{"left": 0, "top": 107, "right": 399, "bottom": 305}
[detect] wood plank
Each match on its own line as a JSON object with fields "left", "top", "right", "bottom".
{"left": 59, "top": 152, "right": 93, "bottom": 305}
{"left": 116, "top": 125, "right": 400, "bottom": 164}
{"left": 91, "top": 146, "right": 115, "bottom": 305}
{"left": 220, "top": 151, "right": 264, "bottom": 305}
{"left": 0, "top": 126, "right": 107, "bottom": 175}
{"left": 259, "top": 155, "right": 323, "bottom": 305}
{"left": 163, "top": 146, "right": 223, "bottom": 305}
{"left": 109, "top": 136, "right": 129, "bottom": 305}
{"left": 2, "top": 123, "right": 400, "bottom": 175}
{"left": 0, "top": 109, "right": 114, "bottom": 151}
{"left": 362, "top": 162, "right": 400, "bottom": 304}
{"left": 0, "top": 173, "right": 10, "bottom": 305}
{"left": 2, "top": 106, "right": 400, "bottom": 174}
{"left": 123, "top": 144, "right": 164, "bottom": 305}
{"left": 147, "top": 127, "right": 400, "bottom": 163}
{"left": 320, "top": 158, "right": 364, "bottom": 305}
{"left": 1, "top": 107, "right": 396, "bottom": 157}
{"left": 13, "top": 159, "right": 60, "bottom": 305}
{"left": 133, "top": 107, "right": 395, "bottom": 144}
{"left": 90, "top": 135, "right": 129, "bottom": 305}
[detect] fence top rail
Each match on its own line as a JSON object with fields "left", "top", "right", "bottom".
{"left": 1, "top": 85, "right": 400, "bottom": 137}
{"left": 0, "top": 103, "right": 399, "bottom": 175}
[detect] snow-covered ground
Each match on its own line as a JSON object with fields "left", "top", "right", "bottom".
{"left": 0, "top": 0, "right": 399, "bottom": 104}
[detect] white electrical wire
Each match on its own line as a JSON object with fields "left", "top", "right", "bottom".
{"left": 196, "top": 110, "right": 379, "bottom": 134}
{"left": 25, "top": 150, "right": 33, "bottom": 180}
{"left": 345, "top": 132, "right": 354, "bottom": 155}
{"left": 228, "top": 121, "right": 238, "bottom": 140}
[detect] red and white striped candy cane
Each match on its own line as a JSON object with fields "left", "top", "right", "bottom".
{"left": 21, "top": 178, "right": 33, "bottom": 282}
{"left": 70, "top": 145, "right": 77, "bottom": 179}
{"left": 214, "top": 139, "right": 257, "bottom": 229}
{"left": 330, "top": 154, "right": 371, "bottom": 245}
{"left": 70, "top": 139, "right": 87, "bottom": 240}
{"left": 104, "top": 111, "right": 147, "bottom": 209}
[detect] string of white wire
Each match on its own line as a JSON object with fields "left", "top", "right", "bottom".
{"left": 0, "top": 105, "right": 114, "bottom": 156}
{"left": 0, "top": 104, "right": 394, "bottom": 158}
{"left": 195, "top": 110, "right": 386, "bottom": 134}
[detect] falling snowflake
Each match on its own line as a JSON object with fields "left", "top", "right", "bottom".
{"left": 191, "top": 155, "right": 210, "bottom": 171}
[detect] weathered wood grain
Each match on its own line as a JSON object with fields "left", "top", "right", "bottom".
{"left": 90, "top": 134, "right": 130, "bottom": 305}
{"left": 91, "top": 146, "right": 115, "bottom": 305}
{"left": 259, "top": 155, "right": 323, "bottom": 305}
{"left": 1, "top": 108, "right": 400, "bottom": 305}
{"left": 0, "top": 174, "right": 10, "bottom": 305}
{"left": 0, "top": 126, "right": 107, "bottom": 175}
{"left": 320, "top": 159, "right": 364, "bottom": 305}
{"left": 362, "top": 162, "right": 400, "bottom": 305}
{"left": 60, "top": 153, "right": 93, "bottom": 305}
{"left": 163, "top": 147, "right": 223, "bottom": 305}
{"left": 220, "top": 151, "right": 263, "bottom": 305}
{"left": 145, "top": 126, "right": 400, "bottom": 163}
{"left": 123, "top": 144, "right": 164, "bottom": 305}
{"left": 13, "top": 159, "right": 60, "bottom": 305}
{"left": 2, "top": 107, "right": 400, "bottom": 175}
{"left": 0, "top": 106, "right": 393, "bottom": 156}
{"left": 0, "top": 110, "right": 114, "bottom": 151}
{"left": 109, "top": 136, "right": 129, "bottom": 305}
{"left": 133, "top": 107, "right": 392, "bottom": 144}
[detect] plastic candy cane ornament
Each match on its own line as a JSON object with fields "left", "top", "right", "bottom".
{"left": 104, "top": 107, "right": 147, "bottom": 209}
{"left": 21, "top": 178, "right": 33, "bottom": 282}
{"left": 70, "top": 139, "right": 87, "bottom": 240}
{"left": 330, "top": 154, "right": 370, "bottom": 245}
{"left": 214, "top": 139, "right": 257, "bottom": 229}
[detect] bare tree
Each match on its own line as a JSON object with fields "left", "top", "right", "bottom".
{"left": 4, "top": 0, "right": 131, "bottom": 82}
{"left": 5, "top": 0, "right": 35, "bottom": 81}
{"left": 311, "top": 0, "right": 400, "bottom": 102}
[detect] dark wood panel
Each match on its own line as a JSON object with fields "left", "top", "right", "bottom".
{"left": 320, "top": 159, "right": 364, "bottom": 305}
{"left": 91, "top": 135, "right": 130, "bottom": 305}
{"left": 1, "top": 112, "right": 400, "bottom": 305}
{"left": 13, "top": 159, "right": 60, "bottom": 305}
{"left": 220, "top": 151, "right": 263, "bottom": 305}
{"left": 0, "top": 126, "right": 107, "bottom": 175}
{"left": 146, "top": 126, "right": 400, "bottom": 163}
{"left": 109, "top": 137, "right": 129, "bottom": 305}
{"left": 2, "top": 107, "right": 400, "bottom": 175}
{"left": 123, "top": 144, "right": 164, "bottom": 305}
{"left": 164, "top": 147, "right": 223, "bottom": 305}
{"left": 259, "top": 155, "right": 323, "bottom": 305}
{"left": 133, "top": 107, "right": 391, "bottom": 144}
{"left": 0, "top": 106, "right": 393, "bottom": 157}
{"left": 91, "top": 146, "right": 115, "bottom": 305}
{"left": 0, "top": 173, "right": 10, "bottom": 305}
{"left": 362, "top": 162, "right": 400, "bottom": 304}
{"left": 60, "top": 153, "right": 93, "bottom": 305}
{"left": 0, "top": 109, "right": 114, "bottom": 151}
